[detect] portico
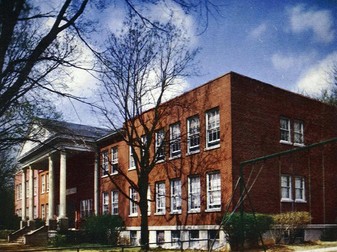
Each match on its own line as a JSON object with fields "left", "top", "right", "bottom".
{"left": 16, "top": 119, "right": 109, "bottom": 231}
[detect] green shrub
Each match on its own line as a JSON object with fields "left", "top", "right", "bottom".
{"left": 272, "top": 211, "right": 311, "bottom": 244}
{"left": 0, "top": 229, "right": 14, "bottom": 239}
{"left": 49, "top": 234, "right": 67, "bottom": 247}
{"left": 222, "top": 212, "right": 274, "bottom": 250}
{"left": 321, "top": 228, "right": 337, "bottom": 241}
{"left": 84, "top": 215, "right": 124, "bottom": 245}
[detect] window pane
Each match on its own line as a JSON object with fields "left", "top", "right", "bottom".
{"left": 206, "top": 109, "right": 220, "bottom": 148}
{"left": 188, "top": 116, "right": 200, "bottom": 153}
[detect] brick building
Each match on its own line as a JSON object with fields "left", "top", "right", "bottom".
{"left": 12, "top": 72, "right": 337, "bottom": 247}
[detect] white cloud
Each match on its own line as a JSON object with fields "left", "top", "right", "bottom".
{"left": 271, "top": 51, "right": 317, "bottom": 72}
{"left": 287, "top": 4, "right": 335, "bottom": 43}
{"left": 296, "top": 51, "right": 337, "bottom": 95}
{"left": 249, "top": 23, "right": 268, "bottom": 40}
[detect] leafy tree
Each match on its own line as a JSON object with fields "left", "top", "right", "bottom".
{"left": 96, "top": 11, "right": 198, "bottom": 249}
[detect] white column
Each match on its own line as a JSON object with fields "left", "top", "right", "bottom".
{"left": 59, "top": 150, "right": 67, "bottom": 219}
{"left": 21, "top": 169, "right": 26, "bottom": 221}
{"left": 28, "top": 166, "right": 34, "bottom": 221}
{"left": 48, "top": 155, "right": 55, "bottom": 220}
{"left": 94, "top": 152, "right": 99, "bottom": 215}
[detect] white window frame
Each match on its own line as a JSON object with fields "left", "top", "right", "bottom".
{"left": 171, "top": 230, "right": 181, "bottom": 248}
{"left": 170, "top": 179, "right": 182, "bottom": 214}
{"left": 188, "top": 176, "right": 200, "bottom": 212}
{"left": 294, "top": 120, "right": 304, "bottom": 146}
{"left": 102, "top": 151, "right": 109, "bottom": 176}
{"left": 46, "top": 174, "right": 49, "bottom": 192}
{"left": 206, "top": 172, "right": 221, "bottom": 211}
{"left": 41, "top": 204, "right": 45, "bottom": 220}
{"left": 206, "top": 108, "right": 220, "bottom": 149}
{"left": 111, "top": 147, "right": 118, "bottom": 174}
{"left": 189, "top": 230, "right": 200, "bottom": 249}
{"left": 155, "top": 129, "right": 165, "bottom": 162}
{"left": 41, "top": 175, "right": 45, "bottom": 194}
{"left": 111, "top": 191, "right": 119, "bottom": 215}
{"left": 34, "top": 178, "right": 37, "bottom": 196}
{"left": 129, "top": 146, "right": 136, "bottom": 170}
{"left": 280, "top": 117, "right": 291, "bottom": 144}
{"left": 80, "top": 199, "right": 93, "bottom": 218}
{"left": 281, "top": 175, "right": 292, "bottom": 202}
{"left": 130, "top": 230, "right": 138, "bottom": 246}
{"left": 156, "top": 230, "right": 165, "bottom": 245}
{"left": 187, "top": 116, "right": 200, "bottom": 153}
{"left": 295, "top": 176, "right": 306, "bottom": 202}
{"left": 147, "top": 186, "right": 151, "bottom": 215}
{"left": 155, "top": 182, "right": 166, "bottom": 214}
{"left": 170, "top": 123, "right": 181, "bottom": 158}
{"left": 102, "top": 192, "right": 109, "bottom": 214}
{"left": 129, "top": 188, "right": 138, "bottom": 216}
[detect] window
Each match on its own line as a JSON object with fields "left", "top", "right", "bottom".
{"left": 34, "top": 206, "right": 37, "bottom": 219}
{"left": 130, "top": 188, "right": 138, "bottom": 216}
{"left": 147, "top": 186, "right": 151, "bottom": 215}
{"left": 111, "top": 191, "right": 119, "bottom": 215}
{"left": 41, "top": 204, "right": 45, "bottom": 220}
{"left": 207, "top": 172, "right": 221, "bottom": 210}
{"left": 157, "top": 230, "right": 165, "bottom": 245}
{"left": 170, "top": 179, "right": 181, "bottom": 213}
{"left": 294, "top": 120, "right": 304, "bottom": 145}
{"left": 188, "top": 176, "right": 200, "bottom": 212}
{"left": 155, "top": 129, "right": 165, "bottom": 161}
{"left": 46, "top": 204, "right": 49, "bottom": 219}
{"left": 80, "top": 199, "right": 93, "bottom": 218}
{"left": 156, "top": 182, "right": 166, "bottom": 214}
{"left": 46, "top": 174, "right": 49, "bottom": 192}
{"left": 17, "top": 184, "right": 22, "bottom": 200}
{"left": 170, "top": 123, "right": 181, "bottom": 158}
{"left": 102, "top": 192, "right": 109, "bottom": 214}
{"left": 280, "top": 117, "right": 291, "bottom": 143}
{"left": 206, "top": 108, "right": 220, "bottom": 148}
{"left": 129, "top": 146, "right": 136, "bottom": 170}
{"left": 295, "top": 177, "right": 305, "bottom": 201}
{"left": 102, "top": 151, "right": 109, "bottom": 176}
{"left": 41, "top": 175, "right": 45, "bottom": 193}
{"left": 26, "top": 181, "right": 29, "bottom": 197}
{"left": 281, "top": 175, "right": 292, "bottom": 201}
{"left": 189, "top": 230, "right": 200, "bottom": 248}
{"left": 208, "top": 230, "right": 220, "bottom": 250}
{"left": 171, "top": 230, "right": 181, "bottom": 247}
{"left": 130, "top": 231, "right": 137, "bottom": 246}
{"left": 111, "top": 147, "right": 118, "bottom": 174}
{"left": 187, "top": 116, "right": 200, "bottom": 153}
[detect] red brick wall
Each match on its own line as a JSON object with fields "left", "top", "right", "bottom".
{"left": 230, "top": 73, "right": 337, "bottom": 223}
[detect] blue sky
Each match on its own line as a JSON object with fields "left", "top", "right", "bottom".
{"left": 58, "top": 0, "right": 337, "bottom": 124}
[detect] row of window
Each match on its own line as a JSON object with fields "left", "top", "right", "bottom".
{"left": 102, "top": 108, "right": 220, "bottom": 175}
{"left": 129, "top": 229, "right": 219, "bottom": 248}
{"left": 16, "top": 175, "right": 50, "bottom": 200}
{"left": 102, "top": 171, "right": 222, "bottom": 217}
{"left": 280, "top": 117, "right": 304, "bottom": 145}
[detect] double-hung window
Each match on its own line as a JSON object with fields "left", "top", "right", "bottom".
{"left": 281, "top": 175, "right": 292, "bottom": 201}
{"left": 156, "top": 182, "right": 166, "bottom": 214}
{"left": 46, "top": 174, "right": 49, "bottom": 192}
{"left": 111, "top": 147, "right": 118, "bottom": 174}
{"left": 280, "top": 118, "right": 291, "bottom": 143}
{"left": 188, "top": 176, "right": 200, "bottom": 212}
{"left": 294, "top": 120, "right": 304, "bottom": 145}
{"left": 129, "top": 146, "right": 135, "bottom": 170}
{"left": 171, "top": 230, "right": 181, "bottom": 247}
{"left": 111, "top": 191, "right": 119, "bottom": 215}
{"left": 170, "top": 123, "right": 181, "bottom": 158}
{"left": 80, "top": 199, "right": 93, "bottom": 218}
{"left": 187, "top": 116, "right": 200, "bottom": 153}
{"left": 206, "top": 108, "right": 220, "bottom": 148}
{"left": 129, "top": 188, "right": 138, "bottom": 216}
{"left": 102, "top": 151, "right": 109, "bottom": 176}
{"left": 41, "top": 175, "right": 45, "bottom": 194}
{"left": 170, "top": 179, "right": 182, "bottom": 213}
{"left": 155, "top": 129, "right": 165, "bottom": 161}
{"left": 295, "top": 177, "right": 305, "bottom": 202}
{"left": 207, "top": 172, "right": 221, "bottom": 210}
{"left": 102, "top": 192, "right": 109, "bottom": 214}
{"left": 189, "top": 230, "right": 200, "bottom": 249}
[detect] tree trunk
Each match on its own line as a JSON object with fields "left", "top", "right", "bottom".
{"left": 139, "top": 175, "right": 149, "bottom": 250}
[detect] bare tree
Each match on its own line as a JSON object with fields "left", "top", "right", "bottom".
{"left": 97, "top": 12, "right": 199, "bottom": 249}
{"left": 0, "top": 0, "right": 90, "bottom": 150}
{"left": 319, "top": 61, "right": 337, "bottom": 107}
